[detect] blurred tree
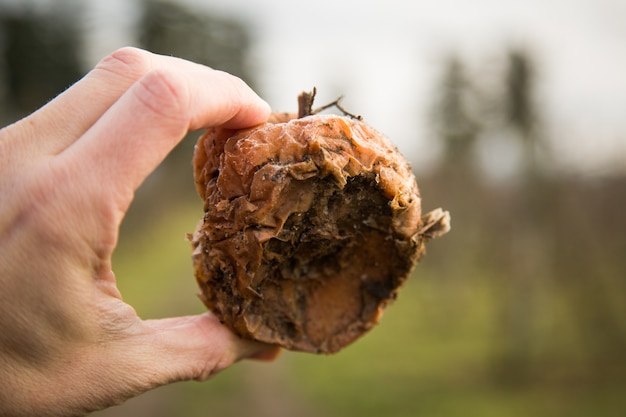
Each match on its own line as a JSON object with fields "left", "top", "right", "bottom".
{"left": 476, "top": 48, "right": 571, "bottom": 385}
{"left": 505, "top": 49, "right": 534, "bottom": 137}
{"left": 427, "top": 48, "right": 550, "bottom": 385}
{"left": 504, "top": 48, "right": 547, "bottom": 176}
{"left": 424, "top": 55, "right": 486, "bottom": 277}
{"left": 139, "top": 0, "right": 253, "bottom": 82}
{"left": 0, "top": 2, "right": 84, "bottom": 124}
{"left": 430, "top": 54, "right": 481, "bottom": 174}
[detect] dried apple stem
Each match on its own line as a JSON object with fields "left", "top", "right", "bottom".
{"left": 298, "top": 87, "right": 362, "bottom": 120}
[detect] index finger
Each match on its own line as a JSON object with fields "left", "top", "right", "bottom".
{"left": 61, "top": 60, "right": 270, "bottom": 214}
{"left": 3, "top": 47, "right": 244, "bottom": 159}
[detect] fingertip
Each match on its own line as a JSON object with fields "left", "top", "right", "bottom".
{"left": 221, "top": 87, "right": 272, "bottom": 129}
{"left": 256, "top": 98, "right": 272, "bottom": 123}
{"left": 258, "top": 97, "right": 272, "bottom": 118}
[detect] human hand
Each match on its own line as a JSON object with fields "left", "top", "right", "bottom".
{"left": 0, "top": 47, "right": 280, "bottom": 417}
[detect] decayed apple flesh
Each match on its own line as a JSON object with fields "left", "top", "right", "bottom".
{"left": 191, "top": 114, "right": 450, "bottom": 353}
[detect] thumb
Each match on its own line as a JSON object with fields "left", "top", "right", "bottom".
{"left": 135, "top": 313, "right": 280, "bottom": 382}
{"left": 14, "top": 313, "right": 280, "bottom": 416}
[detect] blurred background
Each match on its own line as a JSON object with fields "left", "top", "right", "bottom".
{"left": 1, "top": 0, "right": 625, "bottom": 416}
